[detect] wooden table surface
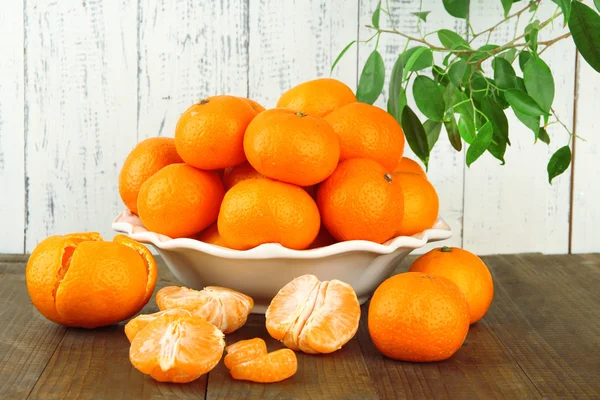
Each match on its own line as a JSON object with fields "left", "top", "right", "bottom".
{"left": 1, "top": 253, "right": 599, "bottom": 399}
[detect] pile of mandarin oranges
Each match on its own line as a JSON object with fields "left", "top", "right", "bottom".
{"left": 25, "top": 78, "right": 494, "bottom": 384}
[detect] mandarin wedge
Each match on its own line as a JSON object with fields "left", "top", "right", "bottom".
{"left": 129, "top": 314, "right": 225, "bottom": 383}
{"left": 26, "top": 233, "right": 156, "bottom": 328}
{"left": 156, "top": 286, "right": 253, "bottom": 334}
{"left": 224, "top": 338, "right": 268, "bottom": 370}
{"left": 266, "top": 274, "right": 360, "bottom": 354}
{"left": 229, "top": 348, "right": 297, "bottom": 383}
{"left": 125, "top": 308, "right": 192, "bottom": 342}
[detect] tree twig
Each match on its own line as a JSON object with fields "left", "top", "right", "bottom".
{"left": 470, "top": 1, "right": 538, "bottom": 43}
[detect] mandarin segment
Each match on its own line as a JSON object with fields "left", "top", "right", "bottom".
{"left": 218, "top": 179, "right": 320, "bottom": 250}
{"left": 118, "top": 137, "right": 183, "bottom": 214}
{"left": 266, "top": 274, "right": 360, "bottom": 354}
{"left": 409, "top": 247, "right": 494, "bottom": 324}
{"left": 224, "top": 338, "right": 268, "bottom": 370}
{"left": 317, "top": 158, "right": 404, "bottom": 243}
{"left": 125, "top": 308, "right": 193, "bottom": 342}
{"left": 276, "top": 78, "right": 357, "bottom": 118}
{"left": 324, "top": 102, "right": 405, "bottom": 171}
{"left": 243, "top": 108, "right": 340, "bottom": 186}
{"left": 137, "top": 163, "right": 225, "bottom": 238}
{"left": 175, "top": 95, "right": 257, "bottom": 170}
{"left": 129, "top": 314, "right": 225, "bottom": 383}
{"left": 156, "top": 286, "right": 253, "bottom": 334}
{"left": 368, "top": 272, "right": 470, "bottom": 362}
{"left": 229, "top": 349, "right": 298, "bottom": 383}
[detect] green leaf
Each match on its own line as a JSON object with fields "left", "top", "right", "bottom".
{"left": 372, "top": 1, "right": 382, "bottom": 29}
{"left": 443, "top": 53, "right": 453, "bottom": 66}
{"left": 387, "top": 55, "right": 405, "bottom": 120}
{"left": 505, "top": 89, "right": 547, "bottom": 116}
{"left": 493, "top": 57, "right": 517, "bottom": 90}
{"left": 595, "top": 0, "right": 600, "bottom": 13}
{"left": 548, "top": 145, "right": 571, "bottom": 183}
{"left": 356, "top": 50, "right": 385, "bottom": 105}
{"left": 518, "top": 51, "right": 533, "bottom": 72}
{"left": 438, "top": 29, "right": 469, "bottom": 49}
{"left": 444, "top": 114, "right": 462, "bottom": 151}
{"left": 501, "top": 0, "right": 513, "bottom": 17}
{"left": 413, "top": 76, "right": 445, "bottom": 122}
{"left": 401, "top": 106, "right": 430, "bottom": 167}
{"left": 448, "top": 60, "right": 467, "bottom": 87}
{"left": 551, "top": 0, "right": 572, "bottom": 25}
{"left": 524, "top": 57, "right": 554, "bottom": 113}
{"left": 458, "top": 115, "right": 476, "bottom": 144}
{"left": 330, "top": 41, "right": 356, "bottom": 74}
{"left": 424, "top": 120, "right": 443, "bottom": 150}
{"left": 466, "top": 121, "right": 493, "bottom": 166}
{"left": 469, "top": 73, "right": 489, "bottom": 102}
{"left": 569, "top": 2, "right": 600, "bottom": 73}
{"left": 469, "top": 44, "right": 499, "bottom": 62}
{"left": 401, "top": 46, "right": 434, "bottom": 73}
{"left": 488, "top": 137, "right": 507, "bottom": 164}
{"left": 501, "top": 48, "right": 518, "bottom": 63}
{"left": 538, "top": 127, "right": 551, "bottom": 144}
{"left": 493, "top": 89, "right": 509, "bottom": 109}
{"left": 411, "top": 11, "right": 431, "bottom": 22}
{"left": 443, "top": 0, "right": 470, "bottom": 19}
{"left": 514, "top": 110, "right": 541, "bottom": 138}
{"left": 481, "top": 96, "right": 510, "bottom": 145}
{"left": 516, "top": 76, "right": 527, "bottom": 92}
{"left": 525, "top": 21, "right": 540, "bottom": 53}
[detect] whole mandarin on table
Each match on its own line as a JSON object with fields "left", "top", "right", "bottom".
{"left": 324, "top": 102, "right": 405, "bottom": 171}
{"left": 244, "top": 108, "right": 340, "bottom": 186}
{"left": 393, "top": 157, "right": 427, "bottom": 178}
{"left": 276, "top": 78, "right": 357, "bottom": 118}
{"left": 118, "top": 137, "right": 183, "bottom": 214}
{"left": 218, "top": 178, "right": 320, "bottom": 250}
{"left": 409, "top": 247, "right": 494, "bottom": 324}
{"left": 368, "top": 272, "right": 470, "bottom": 362}
{"left": 395, "top": 172, "right": 439, "bottom": 236}
{"left": 26, "top": 233, "right": 157, "bottom": 328}
{"left": 175, "top": 95, "right": 257, "bottom": 170}
{"left": 137, "top": 163, "right": 225, "bottom": 238}
{"left": 317, "top": 158, "right": 404, "bottom": 243}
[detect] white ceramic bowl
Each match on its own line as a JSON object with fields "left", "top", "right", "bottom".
{"left": 112, "top": 211, "right": 451, "bottom": 313}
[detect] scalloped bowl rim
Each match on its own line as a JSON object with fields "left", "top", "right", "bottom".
{"left": 112, "top": 210, "right": 452, "bottom": 259}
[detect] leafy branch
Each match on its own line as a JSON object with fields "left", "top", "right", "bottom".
{"left": 332, "top": 0, "right": 600, "bottom": 183}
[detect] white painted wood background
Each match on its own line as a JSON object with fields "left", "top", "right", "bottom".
{"left": 0, "top": 0, "right": 598, "bottom": 255}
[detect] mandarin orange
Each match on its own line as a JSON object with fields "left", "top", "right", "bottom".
{"left": 276, "top": 78, "right": 356, "bottom": 118}
{"left": 240, "top": 97, "right": 266, "bottom": 113}
{"left": 222, "top": 162, "right": 266, "bottom": 191}
{"left": 394, "top": 157, "right": 426, "bottom": 178}
{"left": 395, "top": 172, "right": 439, "bottom": 236}
{"left": 192, "top": 223, "right": 229, "bottom": 248}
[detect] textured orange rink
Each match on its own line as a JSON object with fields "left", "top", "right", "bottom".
{"left": 26, "top": 233, "right": 157, "bottom": 328}
{"left": 394, "top": 157, "right": 427, "bottom": 179}
{"left": 276, "top": 78, "right": 357, "bottom": 118}
{"left": 156, "top": 286, "right": 253, "bottom": 334}
{"left": 266, "top": 274, "right": 360, "bottom": 354}
{"left": 192, "top": 223, "right": 229, "bottom": 248}
{"left": 368, "top": 272, "right": 470, "bottom": 362}
{"left": 129, "top": 314, "right": 225, "bottom": 383}
{"left": 409, "top": 247, "right": 494, "bottom": 324}
{"left": 395, "top": 172, "right": 439, "bottom": 237}
{"left": 222, "top": 162, "right": 266, "bottom": 191}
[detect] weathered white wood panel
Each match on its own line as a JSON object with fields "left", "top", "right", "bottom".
{"left": 463, "top": 1, "right": 573, "bottom": 254}
{"left": 572, "top": 56, "right": 600, "bottom": 253}
{"left": 137, "top": 0, "right": 249, "bottom": 142}
{"left": 358, "top": 0, "right": 466, "bottom": 253}
{"left": 248, "top": 0, "right": 359, "bottom": 107}
{"left": 25, "top": 0, "right": 137, "bottom": 251}
{"left": 0, "top": 1, "right": 25, "bottom": 253}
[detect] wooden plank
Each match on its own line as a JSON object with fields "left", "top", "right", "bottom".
{"left": 482, "top": 254, "right": 600, "bottom": 397}
{"left": 356, "top": 302, "right": 541, "bottom": 399}
{"left": 0, "top": 0, "right": 25, "bottom": 254}
{"left": 571, "top": 53, "right": 600, "bottom": 253}
{"left": 248, "top": 0, "right": 359, "bottom": 108}
{"left": 24, "top": 0, "right": 138, "bottom": 252}
{"left": 137, "top": 0, "right": 249, "bottom": 142}
{"left": 358, "top": 0, "right": 466, "bottom": 252}
{"left": 207, "top": 314, "right": 378, "bottom": 400}
{"left": 463, "top": 2, "right": 573, "bottom": 255}
{"left": 0, "top": 261, "right": 67, "bottom": 400}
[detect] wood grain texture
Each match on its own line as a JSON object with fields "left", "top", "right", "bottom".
{"left": 482, "top": 254, "right": 600, "bottom": 397}
{"left": 207, "top": 315, "right": 377, "bottom": 400}
{"left": 137, "top": 0, "right": 249, "bottom": 142}
{"left": 24, "top": 0, "right": 138, "bottom": 252}
{"left": 0, "top": 1, "right": 25, "bottom": 254}
{"left": 463, "top": 2, "right": 573, "bottom": 255}
{"left": 0, "top": 261, "right": 67, "bottom": 399}
{"left": 248, "top": 0, "right": 359, "bottom": 108}
{"left": 358, "top": 0, "right": 466, "bottom": 253}
{"left": 571, "top": 53, "right": 600, "bottom": 253}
